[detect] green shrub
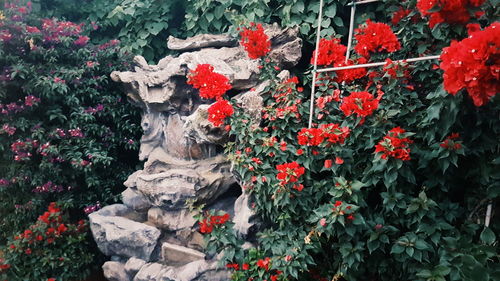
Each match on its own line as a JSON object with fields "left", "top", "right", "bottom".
{"left": 197, "top": 2, "right": 499, "bottom": 280}
{"left": 0, "top": 2, "right": 141, "bottom": 278}
{"left": 0, "top": 203, "right": 93, "bottom": 281}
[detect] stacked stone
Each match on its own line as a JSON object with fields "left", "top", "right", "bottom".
{"left": 89, "top": 24, "right": 302, "bottom": 281}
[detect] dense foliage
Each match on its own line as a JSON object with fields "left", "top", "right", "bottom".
{"left": 0, "top": 2, "right": 141, "bottom": 279}
{"left": 195, "top": 1, "right": 499, "bottom": 281}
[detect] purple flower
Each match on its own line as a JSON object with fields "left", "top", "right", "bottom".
{"left": 74, "top": 36, "right": 89, "bottom": 46}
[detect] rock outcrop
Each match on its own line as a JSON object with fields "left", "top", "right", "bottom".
{"left": 90, "top": 24, "right": 302, "bottom": 281}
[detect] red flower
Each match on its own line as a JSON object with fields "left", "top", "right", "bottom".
{"left": 334, "top": 201, "right": 343, "bottom": 207}
{"left": 311, "top": 38, "right": 347, "bottom": 66}
{"left": 207, "top": 99, "right": 234, "bottom": 127}
{"left": 440, "top": 133, "right": 463, "bottom": 150}
{"left": 319, "top": 123, "right": 350, "bottom": 144}
{"left": 354, "top": 20, "right": 401, "bottom": 58}
{"left": 324, "top": 159, "right": 333, "bottom": 168}
{"left": 210, "top": 213, "right": 230, "bottom": 225}
{"left": 297, "top": 128, "right": 324, "bottom": 146}
{"left": 226, "top": 263, "right": 240, "bottom": 270}
{"left": 25, "top": 248, "right": 32, "bottom": 255}
{"left": 296, "top": 149, "right": 304, "bottom": 155}
{"left": 335, "top": 57, "right": 368, "bottom": 83}
{"left": 256, "top": 257, "right": 271, "bottom": 271}
{"left": 239, "top": 23, "right": 271, "bottom": 59}
{"left": 57, "top": 224, "right": 67, "bottom": 233}
{"left": 374, "top": 127, "right": 413, "bottom": 161}
{"left": 440, "top": 22, "right": 499, "bottom": 106}
{"left": 187, "top": 64, "right": 232, "bottom": 100}
{"left": 417, "top": 0, "right": 484, "bottom": 28}
{"left": 391, "top": 7, "right": 412, "bottom": 25}
{"left": 276, "top": 161, "right": 305, "bottom": 185}
{"left": 340, "top": 91, "right": 380, "bottom": 119}
{"left": 199, "top": 219, "right": 213, "bottom": 234}
{"left": 293, "top": 184, "right": 304, "bottom": 192}
{"left": 48, "top": 278, "right": 56, "bottom": 281}
{"left": 242, "top": 263, "right": 250, "bottom": 270}
{"left": 335, "top": 157, "right": 344, "bottom": 165}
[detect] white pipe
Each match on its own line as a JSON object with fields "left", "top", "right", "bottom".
{"left": 345, "top": 5, "right": 356, "bottom": 63}
{"left": 308, "top": 0, "right": 325, "bottom": 128}
{"left": 317, "top": 55, "right": 441, "bottom": 73}
{"left": 348, "top": 0, "right": 380, "bottom": 6}
{"left": 485, "top": 202, "right": 492, "bottom": 227}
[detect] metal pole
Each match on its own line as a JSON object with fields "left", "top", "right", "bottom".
{"left": 345, "top": 4, "right": 356, "bottom": 63}
{"left": 347, "top": 0, "right": 379, "bottom": 6}
{"left": 317, "top": 55, "right": 441, "bottom": 73}
{"left": 308, "top": 0, "right": 325, "bottom": 128}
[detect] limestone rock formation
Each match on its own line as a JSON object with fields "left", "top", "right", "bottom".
{"left": 91, "top": 24, "right": 302, "bottom": 281}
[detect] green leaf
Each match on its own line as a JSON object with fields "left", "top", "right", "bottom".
{"left": 324, "top": 4, "right": 336, "bottom": 18}
{"left": 480, "top": 227, "right": 496, "bottom": 245}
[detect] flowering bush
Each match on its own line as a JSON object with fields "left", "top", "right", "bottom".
{"left": 199, "top": 3, "right": 499, "bottom": 279}
{"left": 0, "top": 203, "right": 93, "bottom": 280}
{"left": 0, "top": 2, "right": 141, "bottom": 278}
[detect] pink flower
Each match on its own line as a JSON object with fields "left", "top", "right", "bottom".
{"left": 74, "top": 36, "right": 89, "bottom": 46}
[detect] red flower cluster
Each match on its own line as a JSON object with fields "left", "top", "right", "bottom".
{"left": 226, "top": 262, "right": 250, "bottom": 271}
{"left": 440, "top": 22, "right": 499, "bottom": 107}
{"left": 187, "top": 64, "right": 232, "bottom": 100}
{"left": 256, "top": 257, "right": 271, "bottom": 271}
{"left": 207, "top": 99, "right": 234, "bottom": 127}
{"left": 374, "top": 127, "right": 413, "bottom": 160}
{"left": 311, "top": 38, "right": 347, "bottom": 66}
{"left": 297, "top": 123, "right": 350, "bottom": 146}
{"left": 391, "top": 7, "right": 412, "bottom": 25}
{"left": 276, "top": 161, "right": 305, "bottom": 186}
{"left": 383, "top": 59, "right": 411, "bottom": 79}
{"left": 340, "top": 91, "right": 380, "bottom": 120}
{"left": 417, "top": 0, "right": 485, "bottom": 28}
{"left": 354, "top": 20, "right": 401, "bottom": 58}
{"left": 199, "top": 213, "right": 230, "bottom": 234}
{"left": 440, "top": 133, "right": 462, "bottom": 150}
{"left": 316, "top": 89, "right": 341, "bottom": 111}
{"left": 239, "top": 23, "right": 271, "bottom": 59}
{"left": 335, "top": 57, "right": 368, "bottom": 83}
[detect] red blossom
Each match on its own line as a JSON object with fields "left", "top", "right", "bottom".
{"left": 207, "top": 99, "right": 234, "bottom": 127}
{"left": 319, "top": 123, "right": 350, "bottom": 144}
{"left": 324, "top": 159, "right": 333, "bottom": 168}
{"left": 239, "top": 23, "right": 271, "bottom": 59}
{"left": 335, "top": 57, "right": 368, "bottom": 83}
{"left": 440, "top": 133, "right": 463, "bottom": 150}
{"left": 417, "top": 0, "right": 485, "bottom": 28}
{"left": 335, "top": 157, "right": 344, "bottom": 165}
{"left": 297, "top": 128, "right": 324, "bottom": 146}
{"left": 340, "top": 91, "right": 380, "bottom": 120}
{"left": 256, "top": 257, "right": 271, "bottom": 271}
{"left": 311, "top": 38, "right": 347, "bottom": 66}
{"left": 187, "top": 64, "right": 232, "bottom": 100}
{"left": 391, "top": 7, "right": 412, "bottom": 25}
{"left": 276, "top": 161, "right": 305, "bottom": 186}
{"left": 354, "top": 20, "right": 401, "bottom": 58}
{"left": 440, "top": 22, "right": 499, "bottom": 106}
{"left": 374, "top": 127, "right": 413, "bottom": 160}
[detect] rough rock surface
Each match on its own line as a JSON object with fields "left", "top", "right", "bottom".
{"left": 103, "top": 261, "right": 130, "bottom": 281}
{"left": 167, "top": 34, "right": 237, "bottom": 51}
{"left": 148, "top": 207, "right": 197, "bottom": 230}
{"left": 122, "top": 188, "right": 151, "bottom": 212}
{"left": 89, "top": 209, "right": 161, "bottom": 261}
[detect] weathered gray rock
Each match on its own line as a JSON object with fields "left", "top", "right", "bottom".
{"left": 103, "top": 261, "right": 130, "bottom": 281}
{"left": 124, "top": 257, "right": 146, "bottom": 277}
{"left": 89, "top": 213, "right": 161, "bottom": 261}
{"left": 167, "top": 34, "right": 238, "bottom": 51}
{"left": 122, "top": 188, "right": 151, "bottom": 212}
{"left": 131, "top": 150, "right": 235, "bottom": 209}
{"left": 148, "top": 207, "right": 197, "bottom": 231}
{"left": 133, "top": 260, "right": 226, "bottom": 281}
{"left": 161, "top": 242, "right": 205, "bottom": 265}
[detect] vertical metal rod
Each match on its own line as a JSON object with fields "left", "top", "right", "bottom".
{"left": 345, "top": 4, "right": 356, "bottom": 63}
{"left": 308, "top": 0, "right": 325, "bottom": 128}
{"left": 485, "top": 202, "right": 492, "bottom": 227}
